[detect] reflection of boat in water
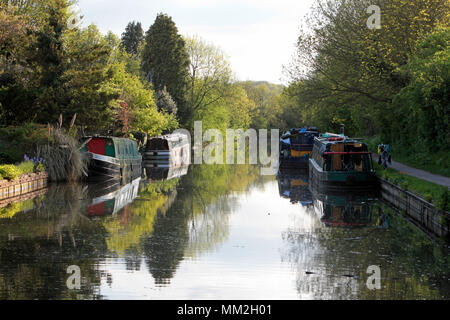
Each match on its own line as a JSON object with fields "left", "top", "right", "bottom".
{"left": 143, "top": 133, "right": 190, "bottom": 167}
{"left": 145, "top": 164, "right": 189, "bottom": 181}
{"left": 280, "top": 127, "right": 320, "bottom": 169}
{"left": 86, "top": 178, "right": 140, "bottom": 217}
{"left": 81, "top": 136, "right": 142, "bottom": 184}
{"left": 311, "top": 188, "right": 377, "bottom": 228}
{"left": 142, "top": 133, "right": 190, "bottom": 181}
{"left": 309, "top": 133, "right": 377, "bottom": 190}
{"left": 277, "top": 170, "right": 312, "bottom": 205}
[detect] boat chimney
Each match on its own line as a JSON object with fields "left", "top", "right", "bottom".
{"left": 340, "top": 124, "right": 345, "bottom": 136}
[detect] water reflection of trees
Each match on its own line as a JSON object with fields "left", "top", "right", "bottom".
{"left": 0, "top": 184, "right": 108, "bottom": 299}
{"left": 141, "top": 164, "right": 264, "bottom": 285}
{"left": 280, "top": 187, "right": 450, "bottom": 299}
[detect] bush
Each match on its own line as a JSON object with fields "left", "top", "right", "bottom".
{"left": 16, "top": 161, "right": 35, "bottom": 174}
{"left": 0, "top": 164, "right": 22, "bottom": 181}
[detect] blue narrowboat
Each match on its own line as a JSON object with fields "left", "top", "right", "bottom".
{"left": 279, "top": 127, "right": 320, "bottom": 169}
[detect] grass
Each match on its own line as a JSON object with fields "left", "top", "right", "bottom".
{"left": 373, "top": 162, "right": 450, "bottom": 211}
{"left": 37, "top": 116, "right": 87, "bottom": 182}
{"left": 363, "top": 136, "right": 450, "bottom": 178}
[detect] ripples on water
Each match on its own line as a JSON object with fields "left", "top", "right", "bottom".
{"left": 0, "top": 165, "right": 448, "bottom": 300}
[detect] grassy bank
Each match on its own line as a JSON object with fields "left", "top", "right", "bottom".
{"left": 364, "top": 136, "right": 450, "bottom": 178}
{"left": 373, "top": 162, "right": 450, "bottom": 212}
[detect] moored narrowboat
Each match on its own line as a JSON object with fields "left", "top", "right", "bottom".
{"left": 279, "top": 127, "right": 320, "bottom": 169}
{"left": 143, "top": 132, "right": 190, "bottom": 168}
{"left": 81, "top": 136, "right": 142, "bottom": 183}
{"left": 309, "top": 133, "right": 377, "bottom": 190}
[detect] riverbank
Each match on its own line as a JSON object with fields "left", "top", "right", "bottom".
{"left": 0, "top": 172, "right": 48, "bottom": 201}
{"left": 372, "top": 162, "right": 449, "bottom": 214}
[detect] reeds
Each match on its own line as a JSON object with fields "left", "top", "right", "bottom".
{"left": 37, "top": 114, "right": 87, "bottom": 182}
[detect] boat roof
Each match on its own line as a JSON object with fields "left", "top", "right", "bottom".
{"left": 315, "top": 133, "right": 365, "bottom": 145}
{"left": 149, "top": 132, "right": 190, "bottom": 142}
{"left": 82, "top": 136, "right": 138, "bottom": 143}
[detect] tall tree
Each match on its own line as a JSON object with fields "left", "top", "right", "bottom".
{"left": 121, "top": 21, "right": 144, "bottom": 56}
{"left": 184, "top": 35, "right": 232, "bottom": 113}
{"left": 141, "top": 13, "right": 190, "bottom": 127}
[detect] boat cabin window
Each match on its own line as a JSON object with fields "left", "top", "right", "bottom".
{"left": 329, "top": 143, "right": 372, "bottom": 172}
{"left": 148, "top": 138, "right": 170, "bottom": 151}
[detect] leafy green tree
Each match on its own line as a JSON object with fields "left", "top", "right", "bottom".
{"left": 185, "top": 36, "right": 232, "bottom": 115}
{"left": 142, "top": 13, "right": 190, "bottom": 127}
{"left": 121, "top": 21, "right": 144, "bottom": 56}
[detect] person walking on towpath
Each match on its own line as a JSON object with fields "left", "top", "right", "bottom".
{"left": 378, "top": 144, "right": 391, "bottom": 169}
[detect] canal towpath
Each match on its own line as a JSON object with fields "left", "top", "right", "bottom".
{"left": 372, "top": 153, "right": 450, "bottom": 188}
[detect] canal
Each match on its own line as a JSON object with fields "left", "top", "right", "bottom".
{"left": 0, "top": 165, "right": 448, "bottom": 300}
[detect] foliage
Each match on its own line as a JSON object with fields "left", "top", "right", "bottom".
{"left": 1, "top": 3, "right": 176, "bottom": 139}
{"left": 281, "top": 0, "right": 449, "bottom": 174}
{"left": 0, "top": 164, "right": 22, "bottom": 180}
{"left": 142, "top": 13, "right": 191, "bottom": 126}
{"left": 121, "top": 21, "right": 144, "bottom": 56}
{"left": 240, "top": 81, "right": 284, "bottom": 129}
{"left": 185, "top": 36, "right": 232, "bottom": 121}
{"left": 37, "top": 115, "right": 86, "bottom": 182}
{"left": 16, "top": 161, "right": 35, "bottom": 174}
{"left": 156, "top": 86, "right": 178, "bottom": 116}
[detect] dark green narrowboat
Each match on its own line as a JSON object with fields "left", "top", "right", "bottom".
{"left": 81, "top": 136, "right": 142, "bottom": 183}
{"left": 309, "top": 133, "right": 377, "bottom": 190}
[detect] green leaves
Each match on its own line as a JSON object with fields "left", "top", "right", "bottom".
{"left": 142, "top": 14, "right": 191, "bottom": 126}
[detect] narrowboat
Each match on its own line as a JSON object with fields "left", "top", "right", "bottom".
{"left": 81, "top": 136, "right": 142, "bottom": 183}
{"left": 142, "top": 132, "right": 190, "bottom": 168}
{"left": 279, "top": 127, "right": 320, "bottom": 169}
{"left": 309, "top": 133, "right": 377, "bottom": 190}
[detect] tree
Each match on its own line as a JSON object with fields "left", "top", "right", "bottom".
{"left": 121, "top": 21, "right": 144, "bottom": 56}
{"left": 141, "top": 13, "right": 190, "bottom": 127}
{"left": 156, "top": 86, "right": 178, "bottom": 116}
{"left": 283, "top": 0, "right": 449, "bottom": 138}
{"left": 184, "top": 35, "right": 232, "bottom": 113}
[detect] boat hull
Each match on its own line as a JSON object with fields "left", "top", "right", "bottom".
{"left": 309, "top": 158, "right": 378, "bottom": 191}
{"left": 86, "top": 153, "right": 142, "bottom": 184}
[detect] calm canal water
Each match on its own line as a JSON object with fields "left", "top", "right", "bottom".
{"left": 0, "top": 165, "right": 448, "bottom": 300}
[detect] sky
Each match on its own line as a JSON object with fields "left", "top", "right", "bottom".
{"left": 77, "top": 0, "right": 315, "bottom": 84}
